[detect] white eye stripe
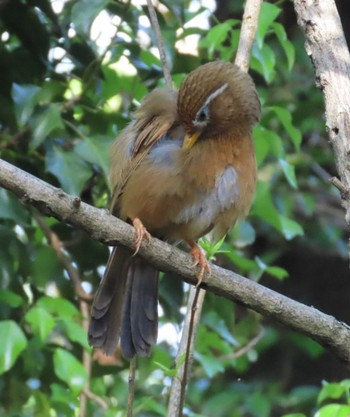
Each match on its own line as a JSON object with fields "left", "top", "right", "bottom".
{"left": 202, "top": 83, "right": 229, "bottom": 109}
{"left": 192, "top": 83, "right": 229, "bottom": 128}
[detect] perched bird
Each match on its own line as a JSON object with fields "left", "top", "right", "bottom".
{"left": 88, "top": 61, "right": 260, "bottom": 359}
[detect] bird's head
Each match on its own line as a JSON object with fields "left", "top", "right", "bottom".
{"left": 177, "top": 61, "right": 260, "bottom": 149}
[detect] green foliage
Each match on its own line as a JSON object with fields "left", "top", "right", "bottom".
{"left": 0, "top": 0, "right": 346, "bottom": 416}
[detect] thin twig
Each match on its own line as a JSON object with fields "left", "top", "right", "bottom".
{"left": 219, "top": 326, "right": 264, "bottom": 361}
{"left": 146, "top": 0, "right": 173, "bottom": 89}
{"left": 330, "top": 176, "right": 350, "bottom": 200}
{"left": 83, "top": 388, "right": 108, "bottom": 409}
{"left": 235, "top": 0, "right": 263, "bottom": 72}
{"left": 80, "top": 300, "right": 92, "bottom": 417}
{"left": 180, "top": 288, "right": 204, "bottom": 417}
{"left": 167, "top": 287, "right": 206, "bottom": 417}
{"left": 127, "top": 357, "right": 137, "bottom": 417}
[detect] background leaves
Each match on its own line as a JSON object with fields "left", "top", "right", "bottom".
{"left": 0, "top": 0, "right": 349, "bottom": 416}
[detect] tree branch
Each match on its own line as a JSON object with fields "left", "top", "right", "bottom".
{"left": 1, "top": 157, "right": 350, "bottom": 364}
{"left": 146, "top": 0, "right": 173, "bottom": 89}
{"left": 234, "top": 0, "right": 263, "bottom": 71}
{"left": 293, "top": 0, "right": 350, "bottom": 232}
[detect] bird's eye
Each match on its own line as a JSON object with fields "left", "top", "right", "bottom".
{"left": 195, "top": 105, "right": 209, "bottom": 124}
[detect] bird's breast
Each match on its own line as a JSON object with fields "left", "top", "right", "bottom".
{"left": 118, "top": 134, "right": 256, "bottom": 242}
{"left": 172, "top": 166, "right": 239, "bottom": 234}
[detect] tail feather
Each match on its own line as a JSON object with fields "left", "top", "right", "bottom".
{"left": 121, "top": 257, "right": 159, "bottom": 358}
{"left": 88, "top": 246, "right": 159, "bottom": 358}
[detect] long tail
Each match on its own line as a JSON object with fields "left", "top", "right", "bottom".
{"left": 88, "top": 246, "right": 159, "bottom": 358}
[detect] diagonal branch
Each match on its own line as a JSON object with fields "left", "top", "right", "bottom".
{"left": 1, "top": 157, "right": 350, "bottom": 364}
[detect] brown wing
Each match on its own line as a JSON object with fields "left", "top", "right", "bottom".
{"left": 109, "top": 88, "right": 178, "bottom": 216}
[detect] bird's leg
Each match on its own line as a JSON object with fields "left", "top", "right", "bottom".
{"left": 187, "top": 240, "right": 211, "bottom": 287}
{"left": 132, "top": 217, "right": 152, "bottom": 255}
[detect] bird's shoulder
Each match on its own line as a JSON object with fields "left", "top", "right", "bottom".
{"left": 109, "top": 88, "right": 179, "bottom": 214}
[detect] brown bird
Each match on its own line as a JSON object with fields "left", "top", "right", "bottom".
{"left": 88, "top": 61, "right": 260, "bottom": 358}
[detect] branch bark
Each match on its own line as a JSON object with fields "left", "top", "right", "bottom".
{"left": 235, "top": 0, "right": 263, "bottom": 70}
{"left": 1, "top": 157, "right": 350, "bottom": 364}
{"left": 293, "top": 0, "right": 350, "bottom": 232}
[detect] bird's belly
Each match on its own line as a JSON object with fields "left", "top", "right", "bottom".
{"left": 165, "top": 165, "right": 241, "bottom": 241}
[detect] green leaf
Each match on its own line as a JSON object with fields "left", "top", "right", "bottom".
{"left": 256, "top": 2, "right": 281, "bottom": 48}
{"left": 50, "top": 383, "right": 77, "bottom": 405}
{"left": 254, "top": 125, "right": 284, "bottom": 161}
{"left": 12, "top": 83, "right": 41, "bottom": 126}
{"left": 53, "top": 348, "right": 87, "bottom": 394}
{"left": 71, "top": 0, "right": 110, "bottom": 35}
{"left": 30, "top": 246, "right": 63, "bottom": 288}
{"left": 281, "top": 414, "right": 306, "bottom": 417}
{"left": 37, "top": 296, "right": 80, "bottom": 319}
{"left": 279, "top": 159, "right": 298, "bottom": 189}
{"left": 60, "top": 319, "right": 90, "bottom": 350}
{"left": 153, "top": 361, "right": 177, "bottom": 377}
{"left": 252, "top": 181, "right": 304, "bottom": 240}
{"left": 318, "top": 381, "right": 350, "bottom": 404}
{"left": 255, "top": 256, "right": 289, "bottom": 281}
{"left": 0, "top": 189, "right": 30, "bottom": 224}
{"left": 252, "top": 43, "right": 276, "bottom": 84}
{"left": 272, "top": 22, "right": 295, "bottom": 71}
{"left": 247, "top": 392, "right": 271, "bottom": 417}
{"left": 74, "top": 135, "right": 113, "bottom": 178}
{"left": 254, "top": 126, "right": 270, "bottom": 165}
{"left": 271, "top": 106, "right": 302, "bottom": 150}
{"left": 203, "top": 311, "right": 239, "bottom": 346}
{"left": 0, "top": 320, "right": 27, "bottom": 374}
{"left": 30, "top": 104, "right": 64, "bottom": 149}
{"left": 200, "top": 20, "right": 240, "bottom": 59}
{"left": 25, "top": 307, "right": 56, "bottom": 342}
{"left": 266, "top": 265, "right": 289, "bottom": 280}
{"left": 279, "top": 216, "right": 304, "bottom": 240}
{"left": 46, "top": 145, "right": 93, "bottom": 195}
{"left": 195, "top": 352, "right": 224, "bottom": 378}
{"left": 0, "top": 290, "right": 23, "bottom": 308}
{"left": 201, "top": 22, "right": 231, "bottom": 58}
{"left": 315, "top": 404, "right": 350, "bottom": 417}
{"left": 231, "top": 220, "right": 256, "bottom": 248}
{"left": 288, "top": 333, "right": 324, "bottom": 358}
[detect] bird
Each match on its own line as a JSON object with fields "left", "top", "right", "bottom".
{"left": 88, "top": 61, "right": 261, "bottom": 359}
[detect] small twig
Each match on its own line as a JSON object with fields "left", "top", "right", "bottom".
{"left": 127, "top": 357, "right": 137, "bottom": 417}
{"left": 146, "top": 0, "right": 173, "bottom": 89}
{"left": 80, "top": 300, "right": 92, "bottom": 417}
{"left": 234, "top": 0, "right": 263, "bottom": 72}
{"left": 178, "top": 287, "right": 205, "bottom": 417}
{"left": 330, "top": 176, "right": 350, "bottom": 200}
{"left": 83, "top": 388, "right": 108, "bottom": 409}
{"left": 219, "top": 326, "right": 265, "bottom": 361}
{"left": 167, "top": 287, "right": 206, "bottom": 417}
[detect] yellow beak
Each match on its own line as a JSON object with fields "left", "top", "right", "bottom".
{"left": 182, "top": 131, "right": 201, "bottom": 150}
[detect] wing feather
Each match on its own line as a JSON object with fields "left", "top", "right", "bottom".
{"left": 109, "top": 88, "right": 178, "bottom": 215}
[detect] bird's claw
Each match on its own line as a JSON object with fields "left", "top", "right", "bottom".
{"left": 132, "top": 218, "right": 151, "bottom": 255}
{"left": 190, "top": 243, "right": 211, "bottom": 287}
